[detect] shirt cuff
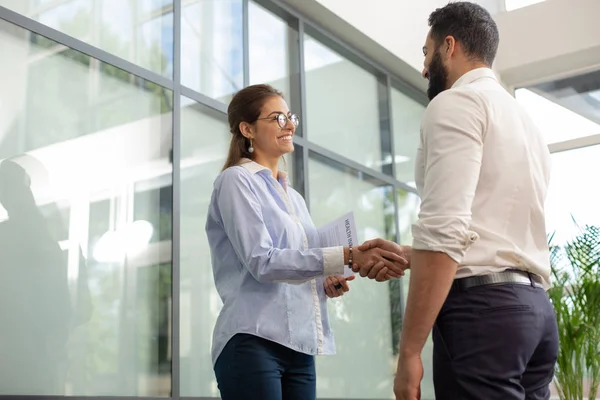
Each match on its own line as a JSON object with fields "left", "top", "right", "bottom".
{"left": 322, "top": 246, "right": 345, "bottom": 276}
{"left": 412, "top": 238, "right": 464, "bottom": 264}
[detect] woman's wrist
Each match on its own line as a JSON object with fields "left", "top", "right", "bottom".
{"left": 343, "top": 246, "right": 356, "bottom": 266}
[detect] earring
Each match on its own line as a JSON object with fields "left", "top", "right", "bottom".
{"left": 248, "top": 139, "right": 254, "bottom": 154}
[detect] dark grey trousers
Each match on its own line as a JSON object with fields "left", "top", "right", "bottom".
{"left": 432, "top": 282, "right": 559, "bottom": 400}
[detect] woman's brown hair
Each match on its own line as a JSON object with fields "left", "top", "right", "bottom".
{"left": 222, "top": 84, "right": 283, "bottom": 171}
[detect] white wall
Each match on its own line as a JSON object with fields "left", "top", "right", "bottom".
{"left": 494, "top": 0, "right": 600, "bottom": 87}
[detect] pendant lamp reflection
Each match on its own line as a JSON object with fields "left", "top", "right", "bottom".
{"left": 93, "top": 220, "right": 154, "bottom": 263}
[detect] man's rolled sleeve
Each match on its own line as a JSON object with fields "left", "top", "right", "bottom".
{"left": 412, "top": 89, "right": 485, "bottom": 264}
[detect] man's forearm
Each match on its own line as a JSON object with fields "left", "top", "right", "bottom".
{"left": 399, "top": 249, "right": 457, "bottom": 357}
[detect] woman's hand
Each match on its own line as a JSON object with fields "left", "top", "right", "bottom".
{"left": 324, "top": 275, "right": 356, "bottom": 298}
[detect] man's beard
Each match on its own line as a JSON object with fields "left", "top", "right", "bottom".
{"left": 426, "top": 50, "right": 449, "bottom": 101}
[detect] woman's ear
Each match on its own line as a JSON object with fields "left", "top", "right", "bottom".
{"left": 239, "top": 121, "right": 253, "bottom": 140}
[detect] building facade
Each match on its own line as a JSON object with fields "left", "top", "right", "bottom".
{"left": 0, "top": 0, "right": 432, "bottom": 398}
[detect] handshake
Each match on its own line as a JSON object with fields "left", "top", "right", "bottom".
{"left": 324, "top": 239, "right": 411, "bottom": 298}
{"left": 348, "top": 238, "right": 411, "bottom": 282}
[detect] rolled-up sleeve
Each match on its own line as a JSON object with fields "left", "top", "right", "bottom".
{"left": 412, "top": 90, "right": 485, "bottom": 263}
{"left": 214, "top": 168, "right": 345, "bottom": 282}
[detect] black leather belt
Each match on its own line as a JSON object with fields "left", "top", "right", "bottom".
{"left": 451, "top": 269, "right": 543, "bottom": 292}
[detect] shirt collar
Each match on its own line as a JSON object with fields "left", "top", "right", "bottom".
{"left": 239, "top": 158, "right": 289, "bottom": 188}
{"left": 451, "top": 67, "right": 497, "bottom": 89}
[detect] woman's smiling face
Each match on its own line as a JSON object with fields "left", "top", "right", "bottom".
{"left": 245, "top": 95, "right": 297, "bottom": 158}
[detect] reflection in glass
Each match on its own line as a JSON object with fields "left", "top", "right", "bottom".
{"left": 181, "top": 0, "right": 244, "bottom": 103}
{"left": 179, "top": 97, "right": 230, "bottom": 397}
{"left": 0, "top": 0, "right": 174, "bottom": 77}
{"left": 0, "top": 19, "right": 172, "bottom": 396}
{"left": 308, "top": 155, "right": 396, "bottom": 398}
{"left": 304, "top": 35, "right": 383, "bottom": 170}
{"left": 249, "top": 1, "right": 291, "bottom": 99}
{"left": 391, "top": 88, "right": 425, "bottom": 186}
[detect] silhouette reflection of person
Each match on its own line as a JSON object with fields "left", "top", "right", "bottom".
{"left": 0, "top": 156, "right": 90, "bottom": 395}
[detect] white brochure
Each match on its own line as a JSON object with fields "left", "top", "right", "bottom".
{"left": 317, "top": 211, "right": 357, "bottom": 278}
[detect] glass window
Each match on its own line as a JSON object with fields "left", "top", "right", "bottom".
{"left": 308, "top": 155, "right": 397, "bottom": 398}
{"left": 181, "top": 0, "right": 244, "bottom": 103}
{"left": 0, "top": 0, "right": 174, "bottom": 78}
{"left": 179, "top": 97, "right": 230, "bottom": 397}
{"left": 515, "top": 88, "right": 600, "bottom": 145}
{"left": 304, "top": 34, "right": 383, "bottom": 170}
{"left": 391, "top": 88, "right": 426, "bottom": 186}
{"left": 0, "top": 19, "right": 172, "bottom": 396}
{"left": 545, "top": 145, "right": 600, "bottom": 247}
{"left": 249, "top": 1, "right": 291, "bottom": 99}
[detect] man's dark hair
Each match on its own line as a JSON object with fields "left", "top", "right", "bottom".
{"left": 428, "top": 1, "right": 499, "bottom": 66}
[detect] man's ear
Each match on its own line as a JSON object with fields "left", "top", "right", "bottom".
{"left": 444, "top": 35, "right": 457, "bottom": 59}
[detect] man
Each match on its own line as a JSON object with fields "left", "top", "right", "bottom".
{"left": 356, "top": 2, "right": 558, "bottom": 399}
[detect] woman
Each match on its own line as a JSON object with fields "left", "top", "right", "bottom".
{"left": 205, "top": 84, "right": 406, "bottom": 400}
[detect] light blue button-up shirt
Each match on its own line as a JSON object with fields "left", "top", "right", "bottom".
{"left": 205, "top": 159, "right": 345, "bottom": 365}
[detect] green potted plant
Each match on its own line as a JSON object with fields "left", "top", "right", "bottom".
{"left": 547, "top": 225, "right": 600, "bottom": 400}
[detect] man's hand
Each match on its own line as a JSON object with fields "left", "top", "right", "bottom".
{"left": 394, "top": 353, "right": 424, "bottom": 400}
{"left": 323, "top": 275, "right": 355, "bottom": 298}
{"left": 358, "top": 239, "right": 412, "bottom": 268}
{"left": 352, "top": 247, "right": 408, "bottom": 281}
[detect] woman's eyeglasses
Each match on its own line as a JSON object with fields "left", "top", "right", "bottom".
{"left": 256, "top": 113, "right": 300, "bottom": 129}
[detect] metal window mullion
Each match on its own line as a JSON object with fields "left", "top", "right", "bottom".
{"left": 180, "top": 87, "right": 228, "bottom": 114}
{"left": 298, "top": 18, "right": 311, "bottom": 206}
{"left": 386, "top": 75, "right": 398, "bottom": 179}
{"left": 390, "top": 76, "right": 429, "bottom": 107}
{"left": 283, "top": 11, "right": 309, "bottom": 199}
{"left": 378, "top": 74, "right": 393, "bottom": 177}
{"left": 242, "top": 0, "right": 250, "bottom": 87}
{"left": 392, "top": 184, "right": 405, "bottom": 326}
{"left": 295, "top": 136, "right": 418, "bottom": 193}
{"left": 171, "top": 0, "right": 182, "bottom": 398}
{"left": 390, "top": 71, "right": 407, "bottom": 349}
{"left": 298, "top": 18, "right": 308, "bottom": 141}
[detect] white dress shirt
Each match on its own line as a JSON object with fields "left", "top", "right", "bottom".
{"left": 413, "top": 68, "right": 552, "bottom": 289}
